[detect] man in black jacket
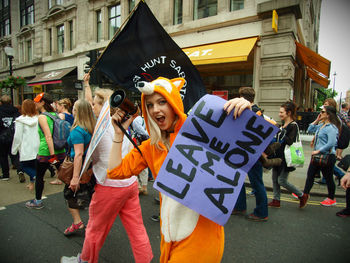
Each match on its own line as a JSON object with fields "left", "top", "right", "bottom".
{"left": 0, "top": 95, "right": 23, "bottom": 182}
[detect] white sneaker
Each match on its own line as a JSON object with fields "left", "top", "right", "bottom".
{"left": 61, "top": 256, "right": 78, "bottom": 263}
{"left": 60, "top": 254, "right": 87, "bottom": 263}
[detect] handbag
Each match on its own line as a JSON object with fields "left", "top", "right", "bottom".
{"left": 337, "top": 154, "right": 350, "bottom": 171}
{"left": 57, "top": 156, "right": 93, "bottom": 185}
{"left": 284, "top": 122, "right": 304, "bottom": 168}
{"left": 311, "top": 153, "right": 330, "bottom": 167}
{"left": 57, "top": 144, "right": 92, "bottom": 185}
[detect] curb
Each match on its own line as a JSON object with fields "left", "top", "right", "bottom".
{"left": 244, "top": 182, "right": 346, "bottom": 199}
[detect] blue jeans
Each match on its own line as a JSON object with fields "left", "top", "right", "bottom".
{"left": 21, "top": 160, "right": 36, "bottom": 182}
{"left": 234, "top": 161, "right": 268, "bottom": 218}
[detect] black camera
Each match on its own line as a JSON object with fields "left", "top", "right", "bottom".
{"left": 109, "top": 90, "right": 138, "bottom": 122}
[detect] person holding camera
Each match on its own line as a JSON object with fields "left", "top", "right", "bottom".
{"left": 61, "top": 74, "right": 152, "bottom": 263}
{"left": 107, "top": 77, "right": 251, "bottom": 262}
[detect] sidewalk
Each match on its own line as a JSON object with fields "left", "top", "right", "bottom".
{"left": 0, "top": 169, "right": 64, "bottom": 207}
{"left": 0, "top": 136, "right": 347, "bottom": 207}
{"left": 246, "top": 135, "right": 347, "bottom": 199}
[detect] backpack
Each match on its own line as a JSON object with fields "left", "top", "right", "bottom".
{"left": 0, "top": 118, "right": 15, "bottom": 145}
{"left": 337, "top": 123, "right": 350, "bottom": 150}
{"left": 42, "top": 112, "right": 71, "bottom": 150}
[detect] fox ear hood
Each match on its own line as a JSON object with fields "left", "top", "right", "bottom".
{"left": 138, "top": 77, "right": 187, "bottom": 133}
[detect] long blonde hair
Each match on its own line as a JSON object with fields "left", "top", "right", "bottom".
{"left": 144, "top": 95, "right": 177, "bottom": 151}
{"left": 72, "top": 99, "right": 96, "bottom": 134}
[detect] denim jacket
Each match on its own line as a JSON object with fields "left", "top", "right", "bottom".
{"left": 307, "top": 123, "right": 338, "bottom": 154}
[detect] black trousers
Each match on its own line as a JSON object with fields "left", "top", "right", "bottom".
{"left": 304, "top": 154, "right": 336, "bottom": 199}
{"left": 0, "top": 143, "right": 20, "bottom": 178}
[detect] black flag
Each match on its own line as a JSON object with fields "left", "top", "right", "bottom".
{"left": 95, "top": 1, "right": 206, "bottom": 113}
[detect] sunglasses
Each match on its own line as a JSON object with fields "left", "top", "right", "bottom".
{"left": 321, "top": 110, "right": 326, "bottom": 113}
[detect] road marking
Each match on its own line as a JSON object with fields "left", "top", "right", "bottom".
{"left": 0, "top": 207, "right": 6, "bottom": 211}
{"left": 266, "top": 194, "right": 346, "bottom": 208}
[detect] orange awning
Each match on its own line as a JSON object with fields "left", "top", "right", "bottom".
{"left": 307, "top": 68, "right": 330, "bottom": 88}
{"left": 296, "top": 41, "right": 331, "bottom": 88}
{"left": 183, "top": 37, "right": 258, "bottom": 65}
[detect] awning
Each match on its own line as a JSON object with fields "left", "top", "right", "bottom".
{"left": 27, "top": 67, "right": 76, "bottom": 86}
{"left": 183, "top": 37, "right": 258, "bottom": 65}
{"left": 295, "top": 41, "right": 330, "bottom": 87}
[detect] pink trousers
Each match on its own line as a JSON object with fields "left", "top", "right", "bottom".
{"left": 81, "top": 182, "right": 153, "bottom": 263}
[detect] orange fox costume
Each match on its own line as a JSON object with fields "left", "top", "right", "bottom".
{"left": 108, "top": 77, "right": 224, "bottom": 262}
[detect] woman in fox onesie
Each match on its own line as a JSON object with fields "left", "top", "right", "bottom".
{"left": 108, "top": 77, "right": 251, "bottom": 262}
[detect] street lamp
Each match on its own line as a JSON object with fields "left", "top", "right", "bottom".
{"left": 332, "top": 71, "right": 337, "bottom": 98}
{"left": 4, "top": 46, "right": 14, "bottom": 104}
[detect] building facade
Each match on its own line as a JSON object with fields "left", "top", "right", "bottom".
{"left": 0, "top": 0, "right": 328, "bottom": 119}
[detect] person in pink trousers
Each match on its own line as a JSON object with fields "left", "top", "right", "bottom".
{"left": 60, "top": 74, "right": 153, "bottom": 263}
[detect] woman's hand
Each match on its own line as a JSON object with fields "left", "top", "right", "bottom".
{"left": 111, "top": 108, "right": 136, "bottom": 136}
{"left": 69, "top": 176, "right": 80, "bottom": 192}
{"left": 83, "top": 73, "right": 90, "bottom": 84}
{"left": 313, "top": 113, "right": 322, "bottom": 125}
{"left": 223, "top": 98, "right": 251, "bottom": 119}
{"left": 341, "top": 173, "right": 350, "bottom": 190}
{"left": 311, "top": 150, "right": 320, "bottom": 155}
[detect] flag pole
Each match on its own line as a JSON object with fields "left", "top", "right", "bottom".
{"left": 88, "top": 0, "right": 144, "bottom": 74}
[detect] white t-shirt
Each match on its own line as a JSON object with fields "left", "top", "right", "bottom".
{"left": 91, "top": 122, "right": 136, "bottom": 187}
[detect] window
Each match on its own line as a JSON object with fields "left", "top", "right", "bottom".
{"left": 49, "top": 0, "right": 63, "bottom": 9}
{"left": 173, "top": 0, "right": 183, "bottom": 25}
{"left": 4, "top": 18, "right": 10, "bottom": 35}
{"left": 57, "top": 24, "right": 64, "bottom": 54}
{"left": 27, "top": 40, "right": 32, "bottom": 61}
{"left": 0, "top": 0, "right": 11, "bottom": 37}
{"left": 108, "top": 4, "right": 121, "bottom": 39}
{"left": 230, "top": 0, "right": 244, "bottom": 11}
{"left": 69, "top": 21, "right": 73, "bottom": 50}
{"left": 96, "top": 10, "right": 102, "bottom": 42}
{"left": 129, "top": 0, "right": 136, "bottom": 12}
{"left": 49, "top": 28, "right": 52, "bottom": 55}
{"left": 194, "top": 0, "right": 217, "bottom": 20}
{"left": 20, "top": 0, "right": 35, "bottom": 27}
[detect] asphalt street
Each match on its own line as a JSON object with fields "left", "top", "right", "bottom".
{"left": 0, "top": 183, "right": 349, "bottom": 263}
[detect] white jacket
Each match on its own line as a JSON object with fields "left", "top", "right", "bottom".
{"left": 11, "top": 115, "right": 40, "bottom": 161}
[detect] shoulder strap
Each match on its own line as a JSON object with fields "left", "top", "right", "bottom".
{"left": 42, "top": 112, "right": 58, "bottom": 120}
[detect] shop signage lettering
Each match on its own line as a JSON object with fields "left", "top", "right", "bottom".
{"left": 184, "top": 49, "right": 213, "bottom": 57}
{"left": 154, "top": 94, "right": 279, "bottom": 225}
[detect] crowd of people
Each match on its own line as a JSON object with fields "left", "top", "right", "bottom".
{"left": 0, "top": 75, "right": 349, "bottom": 262}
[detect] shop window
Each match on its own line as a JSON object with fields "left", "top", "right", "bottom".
{"left": 230, "top": 0, "right": 244, "bottom": 11}
{"left": 108, "top": 4, "right": 121, "bottom": 40}
{"left": 173, "top": 0, "right": 183, "bottom": 25}
{"left": 96, "top": 10, "right": 102, "bottom": 42}
{"left": 20, "top": 0, "right": 34, "bottom": 27}
{"left": 194, "top": 0, "right": 217, "bottom": 20}
{"left": 27, "top": 40, "right": 32, "bottom": 61}
{"left": 57, "top": 24, "right": 64, "bottom": 54}
{"left": 129, "top": 0, "right": 136, "bottom": 12}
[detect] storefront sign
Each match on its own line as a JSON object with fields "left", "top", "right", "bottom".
{"left": 74, "top": 82, "right": 83, "bottom": 90}
{"left": 272, "top": 9, "right": 278, "bottom": 33}
{"left": 154, "top": 94, "right": 279, "bottom": 225}
{"left": 32, "top": 85, "right": 42, "bottom": 93}
{"left": 212, "top": 90, "right": 228, "bottom": 100}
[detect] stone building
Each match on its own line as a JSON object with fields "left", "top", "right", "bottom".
{"left": 0, "top": 0, "right": 330, "bottom": 119}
